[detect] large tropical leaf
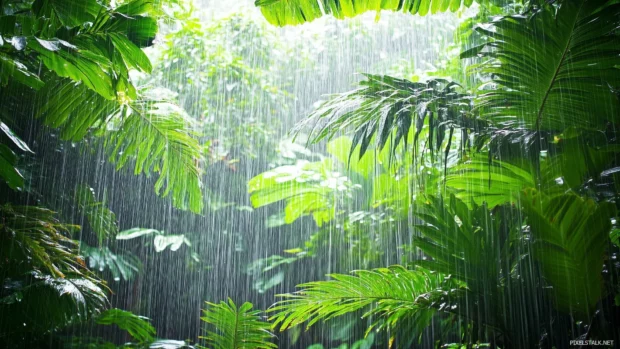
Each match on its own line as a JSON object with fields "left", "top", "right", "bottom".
{"left": 522, "top": 190, "right": 616, "bottom": 318}
{"left": 116, "top": 227, "right": 193, "bottom": 254}
{"left": 471, "top": 0, "right": 620, "bottom": 131}
{"left": 248, "top": 159, "right": 352, "bottom": 226}
{"left": 256, "top": 0, "right": 482, "bottom": 26}
{"left": 269, "top": 266, "right": 463, "bottom": 339}
{"left": 32, "top": 0, "right": 104, "bottom": 28}
{"left": 200, "top": 299, "right": 277, "bottom": 349}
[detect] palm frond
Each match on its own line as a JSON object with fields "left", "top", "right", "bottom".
{"left": 35, "top": 81, "right": 204, "bottom": 213}
{"left": 96, "top": 308, "right": 156, "bottom": 343}
{"left": 472, "top": 0, "right": 620, "bottom": 131}
{"left": 269, "top": 266, "right": 463, "bottom": 337}
{"left": 105, "top": 97, "right": 203, "bottom": 213}
{"left": 0, "top": 271, "right": 108, "bottom": 333}
{"left": 1, "top": 205, "right": 84, "bottom": 278}
{"left": 522, "top": 190, "right": 616, "bottom": 318}
{"left": 200, "top": 299, "right": 277, "bottom": 349}
{"left": 256, "top": 0, "right": 482, "bottom": 26}
{"left": 292, "top": 74, "right": 474, "bottom": 162}
{"left": 0, "top": 205, "right": 108, "bottom": 333}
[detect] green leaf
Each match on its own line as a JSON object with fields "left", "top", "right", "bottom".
{"left": 29, "top": 39, "right": 116, "bottom": 100}
{"left": 150, "top": 339, "right": 195, "bottom": 348}
{"left": 249, "top": 159, "right": 348, "bottom": 226}
{"left": 153, "top": 234, "right": 191, "bottom": 252}
{"left": 109, "top": 32, "right": 152, "bottom": 73}
{"left": 201, "top": 299, "right": 277, "bottom": 349}
{"left": 0, "top": 53, "right": 44, "bottom": 89}
{"left": 0, "top": 121, "right": 33, "bottom": 153}
{"left": 116, "top": 227, "right": 160, "bottom": 240}
{"left": 33, "top": 0, "right": 104, "bottom": 28}
{"left": 522, "top": 190, "right": 616, "bottom": 318}
{"left": 0, "top": 143, "right": 24, "bottom": 189}
{"left": 444, "top": 155, "right": 535, "bottom": 207}
{"left": 96, "top": 308, "right": 156, "bottom": 343}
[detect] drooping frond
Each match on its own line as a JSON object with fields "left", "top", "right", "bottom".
{"left": 0, "top": 205, "right": 84, "bottom": 278}
{"left": 35, "top": 81, "right": 204, "bottom": 213}
{"left": 293, "top": 74, "right": 474, "bottom": 162}
{"left": 470, "top": 0, "right": 620, "bottom": 131}
{"left": 105, "top": 97, "right": 203, "bottom": 213}
{"left": 522, "top": 190, "right": 617, "bottom": 318}
{"left": 1, "top": 271, "right": 108, "bottom": 333}
{"left": 269, "top": 266, "right": 463, "bottom": 336}
{"left": 96, "top": 308, "right": 156, "bottom": 343}
{"left": 200, "top": 299, "right": 277, "bottom": 349}
{"left": 256, "top": 0, "right": 482, "bottom": 27}
{"left": 0, "top": 206, "right": 108, "bottom": 333}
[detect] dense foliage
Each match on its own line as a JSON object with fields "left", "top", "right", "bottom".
{"left": 1, "top": 0, "right": 619, "bottom": 348}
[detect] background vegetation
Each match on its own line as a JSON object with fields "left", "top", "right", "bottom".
{"left": 1, "top": 0, "right": 619, "bottom": 348}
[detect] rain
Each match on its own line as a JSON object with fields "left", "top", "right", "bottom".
{"left": 0, "top": 0, "right": 619, "bottom": 348}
